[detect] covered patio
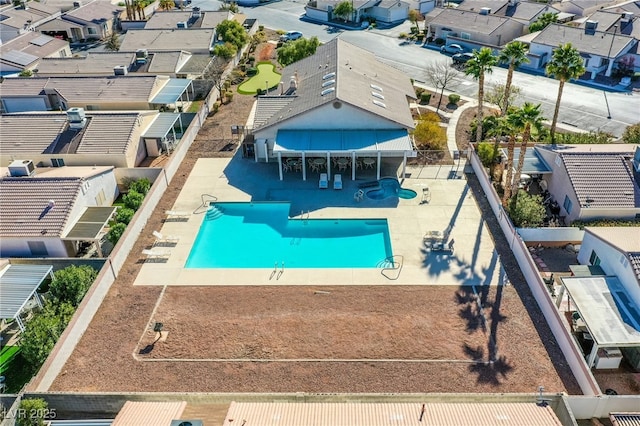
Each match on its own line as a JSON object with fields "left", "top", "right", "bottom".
{"left": 0, "top": 264, "right": 53, "bottom": 331}
{"left": 558, "top": 276, "right": 640, "bottom": 370}
{"left": 143, "top": 112, "right": 185, "bottom": 156}
{"left": 62, "top": 206, "right": 117, "bottom": 257}
{"left": 267, "top": 129, "right": 416, "bottom": 181}
{"left": 151, "top": 79, "right": 195, "bottom": 112}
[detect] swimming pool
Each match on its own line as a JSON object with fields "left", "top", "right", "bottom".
{"left": 185, "top": 202, "right": 393, "bottom": 268}
{"left": 366, "top": 178, "right": 417, "bottom": 200}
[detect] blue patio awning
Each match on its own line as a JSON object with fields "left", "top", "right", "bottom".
{"left": 273, "top": 129, "right": 414, "bottom": 155}
{"left": 151, "top": 79, "right": 192, "bottom": 105}
{"left": 500, "top": 147, "right": 552, "bottom": 174}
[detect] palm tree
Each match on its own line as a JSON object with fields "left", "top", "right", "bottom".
{"left": 546, "top": 43, "right": 585, "bottom": 142}
{"left": 509, "top": 103, "right": 544, "bottom": 198}
{"left": 159, "top": 0, "right": 174, "bottom": 10}
{"left": 498, "top": 41, "right": 529, "bottom": 115}
{"left": 465, "top": 47, "right": 498, "bottom": 144}
{"left": 497, "top": 115, "right": 518, "bottom": 204}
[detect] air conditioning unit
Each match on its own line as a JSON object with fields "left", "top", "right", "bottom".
{"left": 479, "top": 7, "right": 491, "bottom": 15}
{"left": 621, "top": 12, "right": 634, "bottom": 23}
{"left": 114, "top": 65, "right": 128, "bottom": 76}
{"left": 67, "top": 107, "right": 87, "bottom": 130}
{"left": 170, "top": 421, "right": 203, "bottom": 426}
{"left": 73, "top": 0, "right": 81, "bottom": 7}
{"left": 177, "top": 21, "right": 188, "bottom": 28}
{"left": 191, "top": 6, "right": 201, "bottom": 18}
{"left": 8, "top": 159, "right": 35, "bottom": 177}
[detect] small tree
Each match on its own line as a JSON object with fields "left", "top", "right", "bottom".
{"left": 107, "top": 222, "right": 127, "bottom": 245}
{"left": 508, "top": 190, "right": 546, "bottom": 228}
{"left": 128, "top": 177, "right": 151, "bottom": 195}
{"left": 213, "top": 42, "right": 236, "bottom": 59}
{"left": 334, "top": 1, "right": 354, "bottom": 22}
{"left": 123, "top": 190, "right": 144, "bottom": 210}
{"left": 50, "top": 265, "right": 98, "bottom": 307}
{"left": 21, "top": 302, "right": 75, "bottom": 369}
{"left": 115, "top": 207, "right": 135, "bottom": 224}
{"left": 485, "top": 83, "right": 522, "bottom": 115}
{"left": 216, "top": 19, "right": 248, "bottom": 51}
{"left": 529, "top": 12, "right": 557, "bottom": 33}
{"left": 622, "top": 122, "right": 640, "bottom": 144}
{"left": 413, "top": 119, "right": 447, "bottom": 150}
{"left": 424, "top": 61, "right": 460, "bottom": 112}
{"left": 105, "top": 31, "right": 121, "bottom": 51}
{"left": 159, "top": 0, "right": 175, "bottom": 9}
{"left": 277, "top": 37, "right": 321, "bottom": 66}
{"left": 408, "top": 9, "right": 421, "bottom": 34}
{"left": 18, "top": 69, "right": 34, "bottom": 77}
{"left": 17, "top": 398, "right": 49, "bottom": 426}
{"left": 203, "top": 56, "right": 229, "bottom": 102}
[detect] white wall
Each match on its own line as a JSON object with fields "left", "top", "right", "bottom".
{"left": 305, "top": 6, "right": 329, "bottom": 22}
{"left": 517, "top": 227, "right": 584, "bottom": 244}
{"left": 1, "top": 97, "right": 49, "bottom": 113}
{"left": 536, "top": 148, "right": 581, "bottom": 223}
{"left": 577, "top": 232, "right": 640, "bottom": 305}
{"left": 0, "top": 237, "right": 68, "bottom": 258}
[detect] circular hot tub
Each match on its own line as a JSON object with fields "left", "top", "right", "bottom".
{"left": 365, "top": 178, "right": 417, "bottom": 200}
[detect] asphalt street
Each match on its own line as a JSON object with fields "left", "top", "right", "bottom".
{"left": 238, "top": 0, "right": 638, "bottom": 138}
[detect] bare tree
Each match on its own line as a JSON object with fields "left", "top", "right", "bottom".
{"left": 202, "top": 56, "right": 229, "bottom": 102}
{"left": 424, "top": 61, "right": 460, "bottom": 113}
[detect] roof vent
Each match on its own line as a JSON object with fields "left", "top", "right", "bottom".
{"left": 372, "top": 99, "right": 386, "bottom": 108}
{"left": 177, "top": 21, "right": 188, "bottom": 29}
{"left": 322, "top": 72, "right": 336, "bottom": 80}
{"left": 372, "top": 91, "right": 384, "bottom": 99}
{"left": 479, "top": 7, "right": 491, "bottom": 15}
{"left": 8, "top": 159, "right": 35, "bottom": 177}
{"left": 114, "top": 65, "right": 128, "bottom": 76}
{"left": 321, "top": 87, "right": 335, "bottom": 96}
{"left": 585, "top": 20, "right": 598, "bottom": 34}
{"left": 67, "top": 107, "right": 87, "bottom": 130}
{"left": 321, "top": 79, "right": 335, "bottom": 88}
{"left": 370, "top": 84, "right": 383, "bottom": 92}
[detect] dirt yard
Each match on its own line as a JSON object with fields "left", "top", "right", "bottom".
{"left": 45, "top": 36, "right": 581, "bottom": 396}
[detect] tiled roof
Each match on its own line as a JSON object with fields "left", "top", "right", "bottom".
{"left": 629, "top": 253, "right": 640, "bottom": 283}
{"left": 428, "top": 8, "right": 518, "bottom": 35}
{"left": 36, "top": 52, "right": 136, "bottom": 75}
{"left": 0, "top": 177, "right": 81, "bottom": 237}
{"left": 531, "top": 24, "right": 636, "bottom": 57}
{"left": 253, "top": 38, "right": 415, "bottom": 132}
{"left": 119, "top": 28, "right": 215, "bottom": 53}
{"left": 562, "top": 153, "right": 640, "bottom": 208}
{"left": 0, "top": 32, "right": 69, "bottom": 66}
{"left": 63, "top": 0, "right": 123, "bottom": 22}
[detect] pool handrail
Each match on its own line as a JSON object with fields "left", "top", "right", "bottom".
{"left": 381, "top": 254, "right": 403, "bottom": 280}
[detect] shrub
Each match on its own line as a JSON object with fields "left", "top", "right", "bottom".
{"left": 476, "top": 142, "right": 498, "bottom": 169}
{"left": 448, "top": 93, "right": 461, "bottom": 105}
{"left": 550, "top": 131, "right": 614, "bottom": 144}
{"left": 21, "top": 302, "right": 75, "bottom": 371}
{"left": 115, "top": 207, "right": 135, "bottom": 224}
{"left": 420, "top": 92, "right": 432, "bottom": 104}
{"left": 399, "top": 32, "right": 408, "bottom": 39}
{"left": 50, "top": 265, "right": 98, "bottom": 307}
{"left": 247, "top": 67, "right": 258, "bottom": 76}
{"left": 128, "top": 177, "right": 151, "bottom": 195}
{"left": 622, "top": 122, "right": 640, "bottom": 144}
{"left": 413, "top": 119, "right": 447, "bottom": 150}
{"left": 508, "top": 190, "right": 546, "bottom": 228}
{"left": 107, "top": 222, "right": 127, "bottom": 245}
{"left": 258, "top": 25, "right": 264, "bottom": 31}
{"left": 256, "top": 88, "right": 264, "bottom": 96}
{"left": 225, "top": 91, "right": 234, "bottom": 102}
{"left": 17, "top": 398, "right": 49, "bottom": 426}
{"left": 421, "top": 111, "right": 440, "bottom": 122}
{"left": 123, "top": 190, "right": 144, "bottom": 210}
{"left": 415, "top": 86, "right": 424, "bottom": 97}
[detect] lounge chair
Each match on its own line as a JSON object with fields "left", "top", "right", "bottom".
{"left": 142, "top": 248, "right": 171, "bottom": 260}
{"left": 152, "top": 230, "right": 179, "bottom": 246}
{"left": 165, "top": 210, "right": 191, "bottom": 220}
{"left": 333, "top": 174, "right": 342, "bottom": 190}
{"left": 319, "top": 173, "right": 328, "bottom": 189}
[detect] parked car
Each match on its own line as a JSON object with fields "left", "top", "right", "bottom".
{"left": 440, "top": 44, "right": 464, "bottom": 54}
{"left": 280, "top": 31, "right": 303, "bottom": 42}
{"left": 452, "top": 52, "right": 474, "bottom": 65}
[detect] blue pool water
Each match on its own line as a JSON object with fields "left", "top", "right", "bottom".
{"left": 366, "top": 178, "right": 417, "bottom": 200}
{"left": 186, "top": 202, "right": 393, "bottom": 268}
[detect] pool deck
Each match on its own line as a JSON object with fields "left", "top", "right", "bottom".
{"left": 135, "top": 156, "right": 505, "bottom": 287}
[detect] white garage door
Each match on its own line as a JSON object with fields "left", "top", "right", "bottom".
{"left": 3, "top": 97, "right": 47, "bottom": 112}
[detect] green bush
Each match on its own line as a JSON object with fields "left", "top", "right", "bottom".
{"left": 247, "top": 67, "right": 258, "bottom": 76}
{"left": 399, "top": 32, "right": 408, "bottom": 39}
{"left": 258, "top": 25, "right": 264, "bottom": 31}
{"left": 572, "top": 219, "right": 640, "bottom": 229}
{"left": 476, "top": 142, "right": 498, "bottom": 169}
{"left": 21, "top": 302, "right": 75, "bottom": 371}
{"left": 420, "top": 92, "right": 432, "bottom": 104}
{"left": 128, "top": 178, "right": 151, "bottom": 195}
{"left": 123, "top": 190, "right": 144, "bottom": 210}
{"left": 17, "top": 398, "right": 49, "bottom": 426}
{"left": 415, "top": 86, "right": 424, "bottom": 97}
{"left": 115, "top": 207, "right": 135, "bottom": 224}
{"left": 622, "top": 122, "right": 640, "bottom": 144}
{"left": 508, "top": 190, "right": 546, "bottom": 228}
{"left": 50, "top": 265, "right": 97, "bottom": 307}
{"left": 413, "top": 119, "right": 447, "bottom": 150}
{"left": 107, "top": 222, "right": 127, "bottom": 245}
{"left": 448, "top": 94, "right": 461, "bottom": 105}
{"left": 550, "top": 131, "right": 614, "bottom": 144}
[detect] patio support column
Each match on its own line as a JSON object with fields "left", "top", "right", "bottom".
{"left": 95, "top": 240, "right": 104, "bottom": 257}
{"left": 376, "top": 151, "right": 382, "bottom": 180}
{"left": 278, "top": 152, "right": 283, "bottom": 181}
{"left": 34, "top": 292, "right": 43, "bottom": 309}
{"left": 16, "top": 316, "right": 25, "bottom": 332}
{"left": 178, "top": 115, "right": 184, "bottom": 132}
{"left": 302, "top": 151, "right": 307, "bottom": 181}
{"left": 351, "top": 151, "right": 356, "bottom": 181}
{"left": 402, "top": 151, "right": 407, "bottom": 179}
{"left": 555, "top": 285, "right": 566, "bottom": 309}
{"left": 587, "top": 342, "right": 599, "bottom": 368}
{"left": 264, "top": 140, "right": 269, "bottom": 163}
{"left": 326, "top": 152, "right": 331, "bottom": 180}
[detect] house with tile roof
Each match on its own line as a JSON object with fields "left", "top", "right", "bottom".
{"left": 554, "top": 0, "right": 629, "bottom": 18}
{"left": 0, "top": 165, "right": 117, "bottom": 258}
{"left": 249, "top": 38, "right": 416, "bottom": 181}
{"left": 37, "top": 0, "right": 123, "bottom": 42}
{"left": 0, "top": 32, "right": 71, "bottom": 76}
{"left": 305, "top": 0, "right": 409, "bottom": 26}
{"left": 534, "top": 144, "right": 640, "bottom": 224}
{"left": 144, "top": 9, "right": 233, "bottom": 30}
{"left": 0, "top": 2, "right": 61, "bottom": 44}
{"left": 426, "top": 8, "right": 525, "bottom": 48}
{"left": 0, "top": 110, "right": 180, "bottom": 167}
{"left": 0, "top": 75, "right": 194, "bottom": 113}
{"left": 119, "top": 28, "right": 216, "bottom": 55}
{"left": 528, "top": 23, "right": 638, "bottom": 77}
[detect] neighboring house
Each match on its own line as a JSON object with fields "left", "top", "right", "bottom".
{"left": 144, "top": 9, "right": 233, "bottom": 29}
{"left": 405, "top": 0, "right": 435, "bottom": 14}
{"left": 534, "top": 144, "right": 640, "bottom": 224}
{"left": 427, "top": 8, "right": 525, "bottom": 47}
{"left": 0, "top": 2, "right": 61, "bottom": 44}
{"left": 248, "top": 38, "right": 416, "bottom": 180}
{"left": 528, "top": 23, "right": 638, "bottom": 77}
{"left": 0, "top": 75, "right": 194, "bottom": 112}
{"left": 119, "top": 28, "right": 216, "bottom": 55}
{"left": 554, "top": 0, "right": 629, "bottom": 17}
{"left": 0, "top": 165, "right": 118, "bottom": 258}
{"left": 34, "top": 50, "right": 210, "bottom": 79}
{"left": 38, "top": 0, "right": 123, "bottom": 42}
{"left": 305, "top": 0, "right": 409, "bottom": 26}
{"left": 0, "top": 110, "right": 183, "bottom": 167}
{"left": 0, "top": 32, "right": 71, "bottom": 76}
{"left": 580, "top": 10, "right": 640, "bottom": 40}
{"left": 604, "top": 0, "right": 640, "bottom": 16}
{"left": 495, "top": 0, "right": 562, "bottom": 26}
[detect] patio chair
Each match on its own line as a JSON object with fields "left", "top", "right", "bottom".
{"left": 319, "top": 173, "right": 328, "bottom": 189}
{"left": 354, "top": 189, "right": 365, "bottom": 202}
{"left": 333, "top": 174, "right": 343, "bottom": 190}
{"left": 142, "top": 248, "right": 171, "bottom": 261}
{"left": 165, "top": 210, "right": 191, "bottom": 220}
{"left": 421, "top": 187, "right": 431, "bottom": 204}
{"left": 152, "top": 230, "right": 180, "bottom": 246}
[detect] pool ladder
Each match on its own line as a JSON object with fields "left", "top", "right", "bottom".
{"left": 300, "top": 210, "right": 310, "bottom": 224}
{"left": 380, "top": 255, "right": 403, "bottom": 280}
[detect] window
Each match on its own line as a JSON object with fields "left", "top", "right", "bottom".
{"left": 589, "top": 250, "right": 600, "bottom": 266}
{"left": 28, "top": 241, "right": 48, "bottom": 257}
{"left": 87, "top": 27, "right": 97, "bottom": 35}
{"left": 555, "top": 155, "right": 562, "bottom": 167}
{"left": 51, "top": 158, "right": 65, "bottom": 167}
{"left": 95, "top": 189, "right": 106, "bottom": 206}
{"left": 620, "top": 254, "right": 628, "bottom": 267}
{"left": 563, "top": 195, "right": 572, "bottom": 214}
{"left": 460, "top": 32, "right": 471, "bottom": 40}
